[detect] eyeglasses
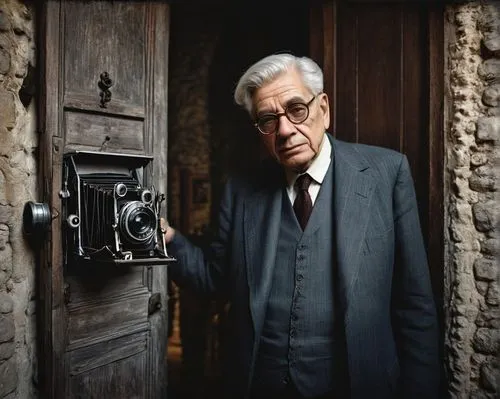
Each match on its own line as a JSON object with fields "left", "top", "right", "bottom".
{"left": 254, "top": 94, "right": 319, "bottom": 135}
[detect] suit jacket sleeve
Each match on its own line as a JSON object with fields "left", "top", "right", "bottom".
{"left": 391, "top": 155, "right": 440, "bottom": 398}
{"left": 167, "top": 177, "right": 235, "bottom": 296}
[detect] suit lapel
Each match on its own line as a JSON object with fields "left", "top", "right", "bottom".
{"left": 332, "top": 139, "right": 375, "bottom": 311}
{"left": 244, "top": 169, "right": 283, "bottom": 337}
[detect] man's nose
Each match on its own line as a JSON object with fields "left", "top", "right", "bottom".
{"left": 276, "top": 114, "right": 295, "bottom": 136}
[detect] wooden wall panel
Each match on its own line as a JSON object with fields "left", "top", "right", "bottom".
{"left": 64, "top": 110, "right": 144, "bottom": 153}
{"left": 68, "top": 331, "right": 148, "bottom": 376}
{"left": 68, "top": 351, "right": 147, "bottom": 399}
{"left": 67, "top": 292, "right": 149, "bottom": 344}
{"left": 356, "top": 5, "right": 402, "bottom": 149}
{"left": 63, "top": 2, "right": 146, "bottom": 108}
{"left": 309, "top": 0, "right": 444, "bottom": 301}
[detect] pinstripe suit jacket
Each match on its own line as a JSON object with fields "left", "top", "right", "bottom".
{"left": 168, "top": 135, "right": 440, "bottom": 399}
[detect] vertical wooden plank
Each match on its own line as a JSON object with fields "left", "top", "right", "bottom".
{"left": 335, "top": 2, "right": 358, "bottom": 142}
{"left": 401, "top": 5, "right": 428, "bottom": 238}
{"left": 39, "top": 1, "right": 66, "bottom": 398}
{"left": 309, "top": 1, "right": 324, "bottom": 66}
{"left": 144, "top": 4, "right": 155, "bottom": 398}
{"left": 357, "top": 4, "right": 402, "bottom": 150}
{"left": 309, "top": 1, "right": 336, "bottom": 133}
{"left": 427, "top": 4, "right": 444, "bottom": 303}
{"left": 149, "top": 3, "right": 170, "bottom": 398}
{"left": 427, "top": 7, "right": 445, "bottom": 396}
{"left": 37, "top": 3, "right": 52, "bottom": 397}
{"left": 322, "top": 1, "right": 336, "bottom": 131}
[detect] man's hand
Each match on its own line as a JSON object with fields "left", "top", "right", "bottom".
{"left": 160, "top": 217, "right": 176, "bottom": 244}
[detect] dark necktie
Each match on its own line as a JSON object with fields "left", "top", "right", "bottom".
{"left": 293, "top": 173, "right": 313, "bottom": 230}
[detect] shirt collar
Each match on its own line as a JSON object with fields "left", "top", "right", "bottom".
{"left": 286, "top": 134, "right": 332, "bottom": 187}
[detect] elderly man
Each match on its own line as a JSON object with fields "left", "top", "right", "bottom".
{"left": 163, "top": 53, "right": 439, "bottom": 399}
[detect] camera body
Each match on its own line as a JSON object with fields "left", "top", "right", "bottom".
{"left": 62, "top": 151, "right": 173, "bottom": 265}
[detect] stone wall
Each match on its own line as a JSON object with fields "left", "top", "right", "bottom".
{"left": 445, "top": 2, "right": 499, "bottom": 398}
{"left": 0, "top": 1, "right": 37, "bottom": 398}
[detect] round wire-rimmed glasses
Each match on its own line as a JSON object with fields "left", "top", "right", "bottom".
{"left": 254, "top": 94, "right": 319, "bottom": 135}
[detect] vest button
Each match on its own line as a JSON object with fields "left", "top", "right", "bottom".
{"left": 297, "top": 274, "right": 303, "bottom": 281}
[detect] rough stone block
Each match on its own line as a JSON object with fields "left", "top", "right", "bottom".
{"left": 482, "top": 84, "right": 500, "bottom": 107}
{"left": 476, "top": 280, "right": 489, "bottom": 296}
{"left": 0, "top": 358, "right": 17, "bottom": 397}
{"left": 484, "top": 34, "right": 500, "bottom": 53}
{"left": 0, "top": 223, "right": 9, "bottom": 251}
{"left": 473, "top": 327, "right": 500, "bottom": 354}
{"left": 470, "top": 166, "right": 496, "bottom": 192}
{"left": 476, "top": 116, "right": 499, "bottom": 142}
{"left": 483, "top": 32, "right": 500, "bottom": 55}
{"left": 0, "top": 292, "right": 13, "bottom": 313}
{"left": 481, "top": 238, "right": 500, "bottom": 257}
{"left": 0, "top": 10, "right": 11, "bottom": 32}
{"left": 480, "top": 361, "right": 499, "bottom": 392}
{"left": 0, "top": 342, "right": 14, "bottom": 360}
{"left": 475, "top": 307, "right": 500, "bottom": 328}
{"left": 0, "top": 90, "right": 15, "bottom": 130}
{"left": 0, "top": 314, "right": 14, "bottom": 342}
{"left": 474, "top": 258, "right": 498, "bottom": 281}
{"left": 0, "top": 225, "right": 12, "bottom": 286}
{"left": 473, "top": 201, "right": 499, "bottom": 232}
{"left": 485, "top": 281, "right": 499, "bottom": 306}
{"left": 478, "top": 59, "right": 500, "bottom": 81}
{"left": 0, "top": 48, "right": 10, "bottom": 75}
{"left": 451, "top": 223, "right": 477, "bottom": 242}
{"left": 0, "top": 248, "right": 12, "bottom": 286}
{"left": 10, "top": 3, "right": 32, "bottom": 39}
{"left": 487, "top": 107, "right": 500, "bottom": 117}
{"left": 481, "top": 4, "right": 500, "bottom": 52}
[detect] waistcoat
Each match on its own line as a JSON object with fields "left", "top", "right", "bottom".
{"left": 252, "top": 162, "right": 337, "bottom": 397}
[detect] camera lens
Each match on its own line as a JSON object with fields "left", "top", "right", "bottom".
{"left": 119, "top": 201, "right": 157, "bottom": 244}
{"left": 141, "top": 190, "right": 153, "bottom": 204}
{"left": 130, "top": 212, "right": 152, "bottom": 234}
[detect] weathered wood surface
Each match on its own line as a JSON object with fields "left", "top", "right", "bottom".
{"left": 40, "top": 2, "right": 170, "bottom": 398}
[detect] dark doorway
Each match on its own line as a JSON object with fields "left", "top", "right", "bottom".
{"left": 208, "top": 1, "right": 310, "bottom": 222}
{"left": 167, "top": 2, "right": 309, "bottom": 398}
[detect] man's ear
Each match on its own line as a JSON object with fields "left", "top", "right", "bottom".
{"left": 319, "top": 93, "right": 330, "bottom": 130}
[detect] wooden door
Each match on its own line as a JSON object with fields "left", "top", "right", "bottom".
{"left": 38, "top": 1, "right": 170, "bottom": 398}
{"left": 309, "top": 0, "right": 444, "bottom": 303}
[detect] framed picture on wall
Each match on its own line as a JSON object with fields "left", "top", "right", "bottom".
{"left": 179, "top": 168, "right": 211, "bottom": 234}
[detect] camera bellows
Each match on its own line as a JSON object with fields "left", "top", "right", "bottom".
{"left": 61, "top": 151, "right": 174, "bottom": 265}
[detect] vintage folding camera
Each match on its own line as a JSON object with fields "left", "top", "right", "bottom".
{"left": 61, "top": 150, "right": 174, "bottom": 265}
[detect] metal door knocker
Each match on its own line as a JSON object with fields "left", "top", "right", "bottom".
{"left": 98, "top": 71, "right": 113, "bottom": 108}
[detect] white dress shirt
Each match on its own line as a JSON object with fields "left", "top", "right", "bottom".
{"left": 285, "top": 135, "right": 332, "bottom": 206}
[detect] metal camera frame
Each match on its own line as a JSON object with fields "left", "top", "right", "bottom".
{"left": 60, "top": 150, "right": 175, "bottom": 266}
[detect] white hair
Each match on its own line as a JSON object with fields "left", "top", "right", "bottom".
{"left": 234, "top": 53, "right": 324, "bottom": 116}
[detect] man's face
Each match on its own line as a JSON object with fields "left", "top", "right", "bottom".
{"left": 252, "top": 68, "right": 330, "bottom": 173}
